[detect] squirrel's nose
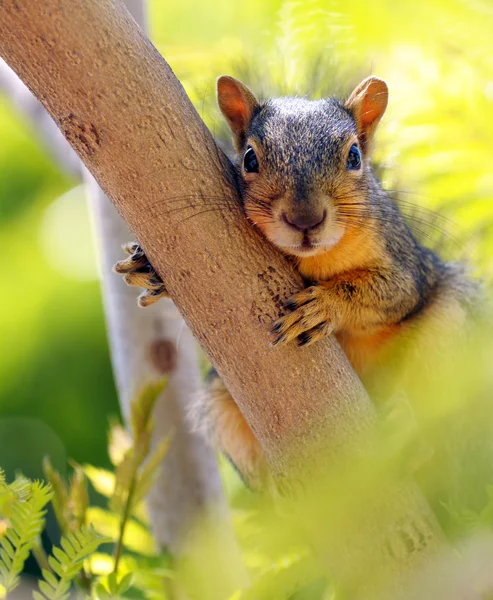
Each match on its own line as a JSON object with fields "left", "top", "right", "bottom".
{"left": 282, "top": 210, "right": 326, "bottom": 233}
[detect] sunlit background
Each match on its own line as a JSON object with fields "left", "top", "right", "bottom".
{"left": 1, "top": 0, "right": 492, "bottom": 512}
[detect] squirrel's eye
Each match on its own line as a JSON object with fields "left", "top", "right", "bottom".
{"left": 346, "top": 144, "right": 361, "bottom": 171}
{"left": 243, "top": 146, "right": 259, "bottom": 173}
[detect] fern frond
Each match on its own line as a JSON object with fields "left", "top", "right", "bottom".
{"left": 35, "top": 525, "right": 110, "bottom": 600}
{"left": 9, "top": 477, "right": 34, "bottom": 503}
{"left": 110, "top": 452, "right": 135, "bottom": 516}
{"left": 0, "top": 490, "right": 12, "bottom": 522}
{"left": 133, "top": 437, "right": 170, "bottom": 507}
{"left": 0, "top": 521, "right": 8, "bottom": 539}
{"left": 0, "top": 480, "right": 52, "bottom": 593}
{"left": 68, "top": 464, "right": 88, "bottom": 532}
{"left": 111, "top": 380, "right": 166, "bottom": 515}
{"left": 130, "top": 380, "right": 166, "bottom": 445}
{"left": 42, "top": 457, "right": 69, "bottom": 535}
{"left": 108, "top": 423, "right": 132, "bottom": 468}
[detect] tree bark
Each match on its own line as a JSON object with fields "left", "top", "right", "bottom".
{"left": 83, "top": 0, "right": 231, "bottom": 558}
{"left": 86, "top": 173, "right": 230, "bottom": 551}
{"left": 0, "top": 58, "right": 81, "bottom": 176}
{"left": 1, "top": 16, "right": 231, "bottom": 560}
{"left": 0, "top": 0, "right": 452, "bottom": 595}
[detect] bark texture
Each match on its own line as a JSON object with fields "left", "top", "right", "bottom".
{"left": 1, "top": 13, "right": 230, "bottom": 557}
{"left": 86, "top": 173, "right": 229, "bottom": 552}
{"left": 84, "top": 0, "right": 230, "bottom": 557}
{"left": 0, "top": 0, "right": 453, "bottom": 595}
{"left": 0, "top": 58, "right": 81, "bottom": 176}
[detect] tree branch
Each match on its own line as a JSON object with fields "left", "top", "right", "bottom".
{"left": 83, "top": 0, "right": 230, "bottom": 557}
{"left": 0, "top": 58, "right": 81, "bottom": 176}
{"left": 0, "top": 0, "right": 233, "bottom": 564}
{"left": 86, "top": 173, "right": 230, "bottom": 553}
{"left": 0, "top": 0, "right": 451, "bottom": 595}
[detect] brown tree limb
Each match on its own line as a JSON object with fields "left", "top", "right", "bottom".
{"left": 0, "top": 6, "right": 233, "bottom": 562}
{"left": 0, "top": 0, "right": 454, "bottom": 595}
{"left": 84, "top": 0, "right": 232, "bottom": 560}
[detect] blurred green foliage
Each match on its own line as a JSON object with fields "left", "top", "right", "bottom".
{"left": 0, "top": 0, "right": 493, "bottom": 595}
{"left": 0, "top": 382, "right": 170, "bottom": 600}
{"left": 0, "top": 100, "right": 116, "bottom": 477}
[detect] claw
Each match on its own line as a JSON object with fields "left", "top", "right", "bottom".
{"left": 297, "top": 322, "right": 331, "bottom": 348}
{"left": 114, "top": 253, "right": 148, "bottom": 273}
{"left": 283, "top": 299, "right": 299, "bottom": 311}
{"left": 271, "top": 334, "right": 286, "bottom": 346}
{"left": 138, "top": 286, "right": 169, "bottom": 307}
{"left": 115, "top": 241, "right": 168, "bottom": 307}
{"left": 271, "top": 285, "right": 333, "bottom": 348}
{"left": 122, "top": 241, "right": 140, "bottom": 255}
{"left": 297, "top": 332, "right": 312, "bottom": 347}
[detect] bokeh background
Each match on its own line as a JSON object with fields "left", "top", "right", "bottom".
{"left": 1, "top": 0, "right": 492, "bottom": 481}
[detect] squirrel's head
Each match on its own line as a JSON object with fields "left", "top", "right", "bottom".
{"left": 217, "top": 75, "right": 388, "bottom": 258}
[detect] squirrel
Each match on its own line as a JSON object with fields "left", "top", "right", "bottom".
{"left": 114, "top": 75, "right": 477, "bottom": 490}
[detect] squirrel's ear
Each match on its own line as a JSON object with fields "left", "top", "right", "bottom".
{"left": 345, "top": 77, "right": 388, "bottom": 153}
{"left": 217, "top": 76, "right": 259, "bottom": 151}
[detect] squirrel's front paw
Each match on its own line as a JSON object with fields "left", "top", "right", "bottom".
{"left": 113, "top": 242, "right": 169, "bottom": 307}
{"left": 270, "top": 286, "right": 335, "bottom": 347}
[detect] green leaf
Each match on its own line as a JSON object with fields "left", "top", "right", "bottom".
{"left": 42, "top": 458, "right": 69, "bottom": 535}
{"left": 35, "top": 526, "right": 110, "bottom": 600}
{"left": 87, "top": 508, "right": 156, "bottom": 556}
{"left": 94, "top": 582, "right": 111, "bottom": 600}
{"left": 41, "top": 569, "right": 58, "bottom": 589}
{"left": 108, "top": 423, "right": 132, "bottom": 468}
{"left": 107, "top": 572, "right": 118, "bottom": 595}
{"left": 0, "top": 479, "right": 52, "bottom": 593}
{"left": 133, "top": 437, "right": 170, "bottom": 507}
{"left": 83, "top": 467, "right": 115, "bottom": 499}
{"left": 129, "top": 380, "right": 167, "bottom": 444}
{"left": 116, "top": 572, "right": 133, "bottom": 595}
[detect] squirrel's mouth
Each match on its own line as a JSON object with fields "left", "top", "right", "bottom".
{"left": 251, "top": 207, "right": 346, "bottom": 257}
{"left": 301, "top": 234, "right": 313, "bottom": 249}
{"left": 277, "top": 227, "right": 346, "bottom": 257}
{"left": 284, "top": 237, "right": 320, "bottom": 256}
{"left": 293, "top": 244, "right": 318, "bottom": 256}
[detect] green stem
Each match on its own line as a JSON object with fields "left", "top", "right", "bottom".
{"left": 32, "top": 537, "right": 51, "bottom": 573}
{"left": 112, "top": 474, "right": 137, "bottom": 575}
{"left": 76, "top": 565, "right": 92, "bottom": 592}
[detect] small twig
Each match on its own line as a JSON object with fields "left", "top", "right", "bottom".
{"left": 112, "top": 473, "right": 137, "bottom": 575}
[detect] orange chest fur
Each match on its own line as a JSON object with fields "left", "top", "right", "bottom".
{"left": 296, "top": 227, "right": 383, "bottom": 281}
{"left": 295, "top": 231, "right": 400, "bottom": 375}
{"left": 336, "top": 326, "right": 401, "bottom": 375}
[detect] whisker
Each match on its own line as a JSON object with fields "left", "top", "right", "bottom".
{"left": 146, "top": 194, "right": 239, "bottom": 209}
{"left": 180, "top": 207, "right": 233, "bottom": 224}
{"left": 338, "top": 215, "right": 462, "bottom": 255}
{"left": 337, "top": 207, "right": 466, "bottom": 247}
{"left": 139, "top": 201, "right": 240, "bottom": 226}
{"left": 242, "top": 195, "right": 270, "bottom": 206}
